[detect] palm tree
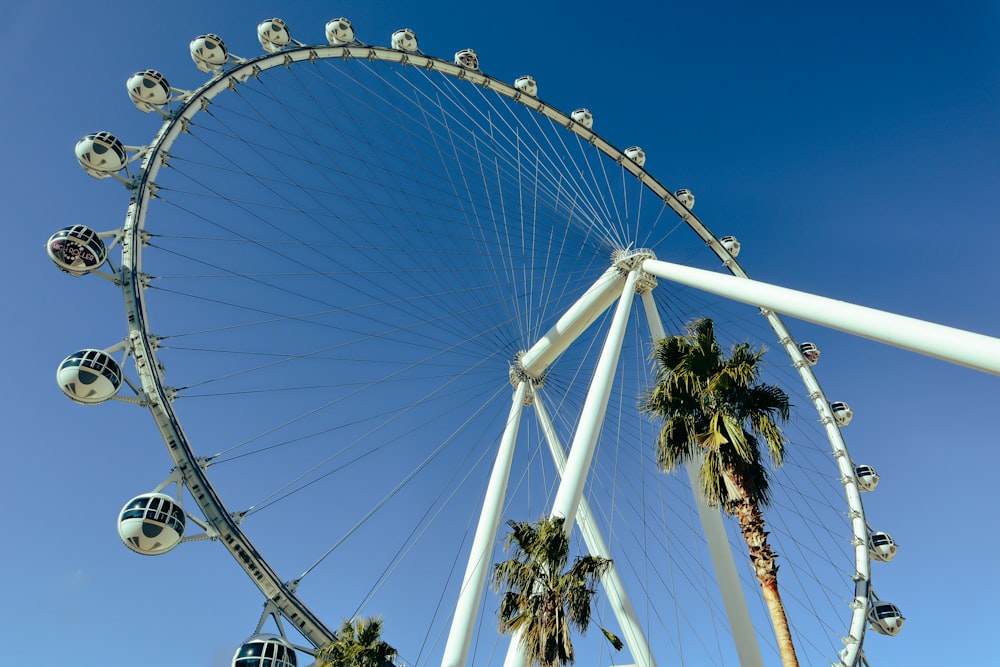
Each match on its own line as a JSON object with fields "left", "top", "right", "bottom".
{"left": 492, "top": 515, "right": 622, "bottom": 667}
{"left": 642, "top": 317, "right": 799, "bottom": 667}
{"left": 315, "top": 616, "right": 398, "bottom": 667}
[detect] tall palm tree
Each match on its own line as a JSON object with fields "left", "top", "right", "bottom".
{"left": 315, "top": 616, "right": 398, "bottom": 667}
{"left": 642, "top": 317, "right": 799, "bottom": 667}
{"left": 492, "top": 516, "right": 622, "bottom": 667}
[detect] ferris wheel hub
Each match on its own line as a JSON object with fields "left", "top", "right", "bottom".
{"left": 510, "top": 350, "right": 545, "bottom": 391}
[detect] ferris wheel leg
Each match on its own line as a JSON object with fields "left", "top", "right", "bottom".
{"left": 503, "top": 270, "right": 640, "bottom": 667}
{"left": 441, "top": 381, "right": 528, "bottom": 667}
{"left": 641, "top": 291, "right": 766, "bottom": 667}
{"left": 549, "top": 269, "right": 640, "bottom": 524}
{"left": 642, "top": 259, "right": 1000, "bottom": 375}
{"left": 533, "top": 389, "right": 657, "bottom": 667}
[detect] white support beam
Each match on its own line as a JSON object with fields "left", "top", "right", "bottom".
{"left": 504, "top": 270, "right": 640, "bottom": 667}
{"left": 642, "top": 259, "right": 1000, "bottom": 375}
{"left": 549, "top": 270, "right": 639, "bottom": 525}
{"left": 533, "top": 389, "right": 657, "bottom": 667}
{"left": 442, "top": 381, "right": 528, "bottom": 667}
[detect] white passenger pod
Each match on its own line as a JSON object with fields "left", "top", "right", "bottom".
{"left": 326, "top": 18, "right": 355, "bottom": 45}
{"left": 515, "top": 76, "right": 538, "bottom": 96}
{"left": 391, "top": 28, "right": 418, "bottom": 52}
{"left": 118, "top": 493, "right": 186, "bottom": 555}
{"left": 855, "top": 464, "right": 880, "bottom": 492}
{"left": 798, "top": 341, "right": 820, "bottom": 365}
{"left": 868, "top": 601, "right": 905, "bottom": 636}
{"left": 868, "top": 531, "right": 899, "bottom": 562}
{"left": 675, "top": 188, "right": 695, "bottom": 209}
{"left": 831, "top": 401, "right": 853, "bottom": 426}
{"left": 233, "top": 634, "right": 297, "bottom": 667}
{"left": 257, "top": 18, "right": 292, "bottom": 53}
{"left": 571, "top": 108, "right": 593, "bottom": 128}
{"left": 75, "top": 132, "right": 128, "bottom": 179}
{"left": 56, "top": 348, "right": 123, "bottom": 404}
{"left": 720, "top": 235, "right": 741, "bottom": 257}
{"left": 625, "top": 146, "right": 646, "bottom": 166}
{"left": 126, "top": 70, "right": 171, "bottom": 112}
{"left": 190, "top": 34, "right": 229, "bottom": 73}
{"left": 454, "top": 49, "right": 480, "bottom": 70}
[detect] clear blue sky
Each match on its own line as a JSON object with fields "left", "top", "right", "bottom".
{"left": 3, "top": 1, "right": 998, "bottom": 665}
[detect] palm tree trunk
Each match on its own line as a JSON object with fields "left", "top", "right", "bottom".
{"left": 734, "top": 496, "right": 800, "bottom": 667}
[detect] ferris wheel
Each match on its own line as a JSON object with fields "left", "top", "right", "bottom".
{"left": 49, "top": 17, "right": 908, "bottom": 667}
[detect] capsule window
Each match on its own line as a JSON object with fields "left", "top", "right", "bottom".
{"left": 239, "top": 643, "right": 264, "bottom": 657}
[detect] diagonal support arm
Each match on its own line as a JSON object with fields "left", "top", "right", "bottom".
{"left": 642, "top": 259, "right": 1000, "bottom": 375}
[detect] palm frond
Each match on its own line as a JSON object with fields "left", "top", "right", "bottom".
{"left": 601, "top": 627, "right": 624, "bottom": 651}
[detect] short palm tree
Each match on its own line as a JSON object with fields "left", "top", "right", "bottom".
{"left": 315, "top": 616, "right": 398, "bottom": 667}
{"left": 643, "top": 317, "right": 799, "bottom": 667}
{"left": 492, "top": 516, "right": 621, "bottom": 667}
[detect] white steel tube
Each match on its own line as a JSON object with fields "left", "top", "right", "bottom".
{"left": 533, "top": 389, "right": 657, "bottom": 667}
{"left": 519, "top": 267, "right": 626, "bottom": 377}
{"left": 641, "top": 291, "right": 765, "bottom": 667}
{"left": 442, "top": 381, "right": 528, "bottom": 667}
{"left": 503, "top": 271, "right": 639, "bottom": 667}
{"left": 642, "top": 259, "right": 1000, "bottom": 375}
{"left": 550, "top": 270, "right": 638, "bottom": 526}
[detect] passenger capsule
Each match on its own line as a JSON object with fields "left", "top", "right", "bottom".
{"left": 257, "top": 18, "right": 291, "bottom": 53}
{"left": 233, "top": 634, "right": 297, "bottom": 667}
{"left": 75, "top": 132, "right": 128, "bottom": 178}
{"left": 831, "top": 401, "right": 853, "bottom": 426}
{"left": 855, "top": 464, "right": 880, "bottom": 492}
{"left": 868, "top": 531, "right": 899, "bottom": 562}
{"left": 47, "top": 225, "right": 108, "bottom": 276}
{"left": 454, "top": 49, "right": 479, "bottom": 70}
{"left": 118, "top": 492, "right": 186, "bottom": 555}
{"left": 190, "top": 33, "right": 228, "bottom": 73}
{"left": 720, "top": 236, "right": 741, "bottom": 257}
{"left": 675, "top": 188, "right": 695, "bottom": 209}
{"left": 571, "top": 108, "right": 594, "bottom": 129}
{"left": 625, "top": 146, "right": 646, "bottom": 167}
{"left": 326, "top": 18, "right": 355, "bottom": 45}
{"left": 126, "top": 70, "right": 171, "bottom": 112}
{"left": 391, "top": 28, "right": 418, "bottom": 52}
{"left": 514, "top": 76, "right": 537, "bottom": 97}
{"left": 798, "top": 342, "right": 820, "bottom": 366}
{"left": 867, "top": 601, "right": 905, "bottom": 636}
{"left": 57, "top": 349, "right": 122, "bottom": 404}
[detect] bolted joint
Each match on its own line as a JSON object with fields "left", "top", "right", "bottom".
{"left": 634, "top": 270, "right": 657, "bottom": 294}
{"left": 610, "top": 247, "right": 656, "bottom": 275}
{"left": 521, "top": 382, "right": 535, "bottom": 406}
